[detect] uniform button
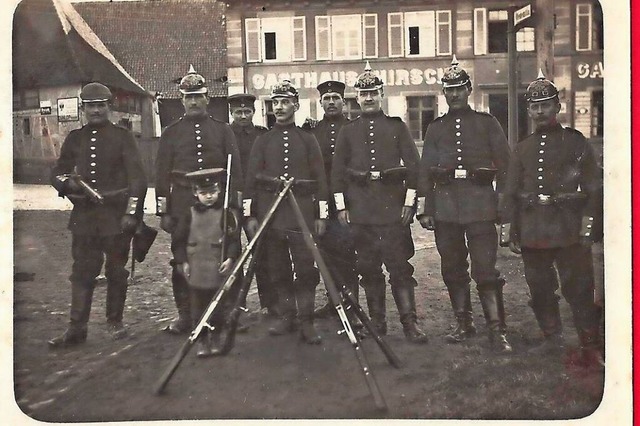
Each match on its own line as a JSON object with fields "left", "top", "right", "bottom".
{"left": 284, "top": 149, "right": 289, "bottom": 154}
{"left": 283, "top": 131, "right": 289, "bottom": 134}
{"left": 284, "top": 143, "right": 289, "bottom": 147}
{"left": 455, "top": 124, "right": 461, "bottom": 129}
{"left": 369, "top": 126, "right": 374, "bottom": 130}
{"left": 90, "top": 170, "right": 96, "bottom": 174}
{"left": 330, "top": 130, "right": 336, "bottom": 134}
{"left": 90, "top": 138, "right": 96, "bottom": 142}
{"left": 540, "top": 142, "right": 546, "bottom": 146}
{"left": 538, "top": 168, "right": 543, "bottom": 172}
{"left": 199, "top": 166, "right": 203, "bottom": 170}
{"left": 197, "top": 151, "right": 202, "bottom": 155}
{"left": 283, "top": 136, "right": 289, "bottom": 140}
{"left": 538, "top": 185, "right": 543, "bottom": 189}
{"left": 538, "top": 176, "right": 543, "bottom": 180}
{"left": 371, "top": 157, "right": 375, "bottom": 160}
{"left": 370, "top": 165, "right": 375, "bottom": 169}
{"left": 91, "top": 130, "right": 97, "bottom": 134}
{"left": 330, "top": 144, "right": 335, "bottom": 148}
{"left": 455, "top": 118, "right": 461, "bottom": 123}
{"left": 456, "top": 141, "right": 461, "bottom": 145}
{"left": 457, "top": 165, "right": 463, "bottom": 169}
{"left": 541, "top": 134, "right": 547, "bottom": 138}
{"left": 371, "top": 149, "right": 375, "bottom": 154}
{"left": 456, "top": 132, "right": 461, "bottom": 137}
{"left": 369, "top": 133, "right": 374, "bottom": 137}
{"left": 196, "top": 136, "right": 201, "bottom": 141}
{"left": 90, "top": 154, "right": 96, "bottom": 158}
{"left": 284, "top": 157, "right": 289, "bottom": 161}
{"left": 198, "top": 159, "right": 203, "bottom": 163}
{"left": 539, "top": 150, "right": 544, "bottom": 154}
{"left": 284, "top": 165, "right": 289, "bottom": 169}
{"left": 195, "top": 123, "right": 200, "bottom": 128}
{"left": 330, "top": 138, "right": 335, "bottom": 142}
{"left": 283, "top": 173, "right": 289, "bottom": 177}
{"left": 91, "top": 180, "right": 96, "bottom": 184}
{"left": 90, "top": 146, "right": 96, "bottom": 150}
{"left": 457, "top": 157, "right": 462, "bottom": 161}
{"left": 90, "top": 162, "right": 96, "bottom": 166}
{"left": 195, "top": 130, "right": 201, "bottom": 134}
{"left": 369, "top": 120, "right": 374, "bottom": 124}
{"left": 538, "top": 158, "right": 544, "bottom": 162}
{"left": 330, "top": 123, "right": 335, "bottom": 127}
{"left": 197, "top": 144, "right": 202, "bottom": 148}
{"left": 457, "top": 148, "right": 462, "bottom": 153}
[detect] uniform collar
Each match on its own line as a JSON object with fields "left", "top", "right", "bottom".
{"left": 231, "top": 122, "right": 254, "bottom": 133}
{"left": 361, "top": 110, "right": 385, "bottom": 119}
{"left": 322, "top": 114, "right": 346, "bottom": 123}
{"left": 273, "top": 122, "right": 296, "bottom": 130}
{"left": 446, "top": 106, "right": 473, "bottom": 118}
{"left": 534, "top": 122, "right": 563, "bottom": 134}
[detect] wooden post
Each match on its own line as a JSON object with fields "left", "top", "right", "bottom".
{"left": 536, "top": 0, "right": 556, "bottom": 80}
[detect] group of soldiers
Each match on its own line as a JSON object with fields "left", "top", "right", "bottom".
{"left": 47, "top": 56, "right": 603, "bottom": 368}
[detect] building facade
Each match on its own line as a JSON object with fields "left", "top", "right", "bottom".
{"left": 226, "top": 0, "right": 603, "bottom": 153}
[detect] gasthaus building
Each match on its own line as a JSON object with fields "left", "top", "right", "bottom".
{"left": 225, "top": 0, "right": 603, "bottom": 154}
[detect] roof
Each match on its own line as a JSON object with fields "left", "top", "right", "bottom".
{"left": 12, "top": 0, "right": 148, "bottom": 95}
{"left": 75, "top": 0, "right": 228, "bottom": 99}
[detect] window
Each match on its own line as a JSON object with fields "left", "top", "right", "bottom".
{"left": 315, "top": 14, "right": 378, "bottom": 61}
{"left": 592, "top": 90, "right": 603, "bottom": 137}
{"left": 474, "top": 8, "right": 536, "bottom": 54}
{"left": 576, "top": 3, "right": 603, "bottom": 51}
{"left": 23, "top": 118, "right": 31, "bottom": 136}
{"left": 343, "top": 98, "right": 362, "bottom": 121}
{"left": 406, "top": 96, "right": 436, "bottom": 141}
{"left": 112, "top": 92, "right": 141, "bottom": 114}
{"left": 13, "top": 90, "right": 40, "bottom": 110}
{"left": 388, "top": 11, "right": 451, "bottom": 58}
{"left": 245, "top": 16, "right": 307, "bottom": 63}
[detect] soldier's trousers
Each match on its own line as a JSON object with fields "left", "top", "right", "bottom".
{"left": 69, "top": 232, "right": 131, "bottom": 328}
{"left": 243, "top": 226, "right": 277, "bottom": 312}
{"left": 351, "top": 223, "right": 417, "bottom": 290}
{"left": 434, "top": 220, "right": 501, "bottom": 291}
{"left": 521, "top": 244, "right": 601, "bottom": 334}
{"left": 318, "top": 217, "right": 359, "bottom": 294}
{"left": 264, "top": 228, "right": 319, "bottom": 319}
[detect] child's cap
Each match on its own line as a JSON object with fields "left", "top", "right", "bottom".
{"left": 185, "top": 168, "right": 226, "bottom": 190}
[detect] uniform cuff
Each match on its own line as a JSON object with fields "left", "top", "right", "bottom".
{"left": 156, "top": 197, "right": 168, "bottom": 215}
{"left": 334, "top": 192, "right": 346, "bottom": 211}
{"left": 404, "top": 188, "right": 417, "bottom": 207}
{"left": 126, "top": 197, "right": 139, "bottom": 215}
{"left": 499, "top": 223, "right": 511, "bottom": 247}
{"left": 579, "top": 215, "right": 595, "bottom": 238}
{"left": 243, "top": 199, "right": 253, "bottom": 217}
{"left": 318, "top": 200, "right": 329, "bottom": 219}
{"left": 416, "top": 196, "right": 427, "bottom": 216}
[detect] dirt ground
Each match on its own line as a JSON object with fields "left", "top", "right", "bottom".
{"left": 13, "top": 210, "right": 605, "bottom": 422}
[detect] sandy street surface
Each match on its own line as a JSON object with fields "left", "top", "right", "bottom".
{"left": 12, "top": 209, "right": 605, "bottom": 422}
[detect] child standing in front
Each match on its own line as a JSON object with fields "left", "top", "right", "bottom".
{"left": 172, "top": 168, "right": 240, "bottom": 357}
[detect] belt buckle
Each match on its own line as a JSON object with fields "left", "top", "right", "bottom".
{"left": 369, "top": 171, "right": 382, "bottom": 181}
{"left": 537, "top": 194, "right": 552, "bottom": 205}
{"left": 454, "top": 169, "right": 468, "bottom": 179}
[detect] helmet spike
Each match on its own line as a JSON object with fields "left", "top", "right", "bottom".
{"left": 451, "top": 54, "right": 459, "bottom": 66}
{"left": 537, "top": 68, "right": 546, "bottom": 80}
{"left": 364, "top": 61, "right": 372, "bottom": 72}
{"left": 188, "top": 64, "right": 196, "bottom": 74}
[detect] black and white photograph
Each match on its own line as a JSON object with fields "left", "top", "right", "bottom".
{"left": 7, "top": 0, "right": 631, "bottom": 423}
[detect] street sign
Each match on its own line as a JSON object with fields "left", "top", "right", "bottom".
{"left": 40, "top": 100, "right": 52, "bottom": 115}
{"left": 514, "top": 4, "right": 532, "bottom": 26}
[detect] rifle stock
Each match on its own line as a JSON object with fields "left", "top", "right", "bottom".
{"left": 286, "top": 189, "right": 389, "bottom": 412}
{"left": 153, "top": 179, "right": 295, "bottom": 395}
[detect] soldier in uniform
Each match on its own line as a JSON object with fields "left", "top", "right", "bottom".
{"left": 302, "top": 81, "right": 359, "bottom": 319}
{"left": 416, "top": 56, "right": 512, "bottom": 353}
{"left": 155, "top": 65, "right": 243, "bottom": 334}
{"left": 501, "top": 72, "right": 603, "bottom": 366}
{"left": 228, "top": 93, "right": 276, "bottom": 316}
{"left": 243, "top": 80, "right": 329, "bottom": 344}
{"left": 331, "top": 63, "right": 428, "bottom": 344}
{"left": 49, "top": 82, "right": 147, "bottom": 347}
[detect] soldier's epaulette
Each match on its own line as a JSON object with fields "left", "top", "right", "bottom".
{"left": 208, "top": 115, "right": 228, "bottom": 124}
{"left": 563, "top": 126, "right": 586, "bottom": 137}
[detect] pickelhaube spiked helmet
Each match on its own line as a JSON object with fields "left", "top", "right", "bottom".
{"left": 354, "top": 61, "right": 383, "bottom": 90}
{"left": 525, "top": 69, "right": 559, "bottom": 102}
{"left": 270, "top": 79, "right": 299, "bottom": 99}
{"left": 179, "top": 64, "right": 208, "bottom": 95}
{"left": 441, "top": 55, "right": 471, "bottom": 88}
{"left": 80, "top": 82, "right": 112, "bottom": 103}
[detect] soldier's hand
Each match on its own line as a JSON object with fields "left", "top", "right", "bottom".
{"left": 508, "top": 241, "right": 522, "bottom": 255}
{"left": 219, "top": 258, "right": 234, "bottom": 275}
{"left": 337, "top": 210, "right": 350, "bottom": 226}
{"left": 418, "top": 216, "right": 435, "bottom": 231}
{"left": 120, "top": 215, "right": 138, "bottom": 234}
{"left": 65, "top": 177, "right": 82, "bottom": 193}
{"left": 246, "top": 218, "right": 259, "bottom": 239}
{"left": 160, "top": 215, "right": 176, "bottom": 233}
{"left": 401, "top": 207, "right": 414, "bottom": 227}
{"left": 315, "top": 219, "right": 327, "bottom": 236}
{"left": 304, "top": 117, "right": 318, "bottom": 129}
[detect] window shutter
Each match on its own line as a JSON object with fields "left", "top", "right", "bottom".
{"left": 436, "top": 11, "right": 452, "bottom": 56}
{"left": 292, "top": 16, "right": 307, "bottom": 61}
{"left": 420, "top": 11, "right": 436, "bottom": 57}
{"left": 576, "top": 4, "right": 592, "bottom": 51}
{"left": 473, "top": 8, "right": 487, "bottom": 56}
{"left": 363, "top": 14, "right": 378, "bottom": 58}
{"left": 315, "top": 16, "right": 331, "bottom": 60}
{"left": 245, "top": 18, "right": 261, "bottom": 62}
{"left": 295, "top": 98, "right": 311, "bottom": 127}
{"left": 388, "top": 12, "right": 404, "bottom": 57}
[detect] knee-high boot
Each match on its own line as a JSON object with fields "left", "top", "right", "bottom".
{"left": 391, "top": 286, "right": 429, "bottom": 344}
{"left": 297, "top": 286, "right": 322, "bottom": 344}
{"left": 48, "top": 280, "right": 94, "bottom": 348}
{"left": 364, "top": 280, "right": 387, "bottom": 335}
{"left": 445, "top": 284, "right": 476, "bottom": 343}
{"left": 163, "top": 261, "right": 192, "bottom": 334}
{"left": 268, "top": 282, "right": 297, "bottom": 335}
{"left": 478, "top": 286, "right": 512, "bottom": 353}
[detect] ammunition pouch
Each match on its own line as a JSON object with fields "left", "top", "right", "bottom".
{"left": 517, "top": 192, "right": 587, "bottom": 209}
{"left": 346, "top": 167, "right": 407, "bottom": 185}
{"left": 255, "top": 174, "right": 318, "bottom": 196}
{"left": 430, "top": 167, "right": 496, "bottom": 186}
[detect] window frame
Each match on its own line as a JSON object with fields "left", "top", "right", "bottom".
{"left": 576, "top": 3, "right": 593, "bottom": 52}
{"left": 245, "top": 16, "right": 307, "bottom": 63}
{"left": 388, "top": 10, "right": 452, "bottom": 59}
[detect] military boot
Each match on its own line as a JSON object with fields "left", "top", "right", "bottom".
{"left": 444, "top": 285, "right": 476, "bottom": 344}
{"left": 163, "top": 266, "right": 192, "bottom": 334}
{"left": 365, "top": 282, "right": 387, "bottom": 335}
{"left": 479, "top": 287, "right": 512, "bottom": 353}
{"left": 392, "top": 286, "right": 429, "bottom": 344}
{"left": 297, "top": 287, "right": 322, "bottom": 344}
{"left": 49, "top": 280, "right": 94, "bottom": 348}
{"left": 106, "top": 275, "right": 129, "bottom": 340}
{"left": 577, "top": 327, "right": 605, "bottom": 370}
{"left": 269, "top": 285, "right": 297, "bottom": 336}
{"left": 196, "top": 330, "right": 213, "bottom": 358}
{"left": 313, "top": 292, "right": 335, "bottom": 319}
{"left": 529, "top": 298, "right": 564, "bottom": 355}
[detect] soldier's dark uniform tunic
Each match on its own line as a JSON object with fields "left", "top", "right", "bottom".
{"left": 502, "top": 123, "right": 602, "bottom": 342}
{"left": 51, "top": 121, "right": 147, "bottom": 329}
{"left": 417, "top": 107, "right": 510, "bottom": 289}
{"left": 332, "top": 111, "right": 421, "bottom": 333}
{"left": 304, "top": 114, "right": 358, "bottom": 297}
{"left": 230, "top": 121, "right": 275, "bottom": 312}
{"left": 244, "top": 122, "right": 329, "bottom": 326}
{"left": 155, "top": 115, "right": 242, "bottom": 325}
